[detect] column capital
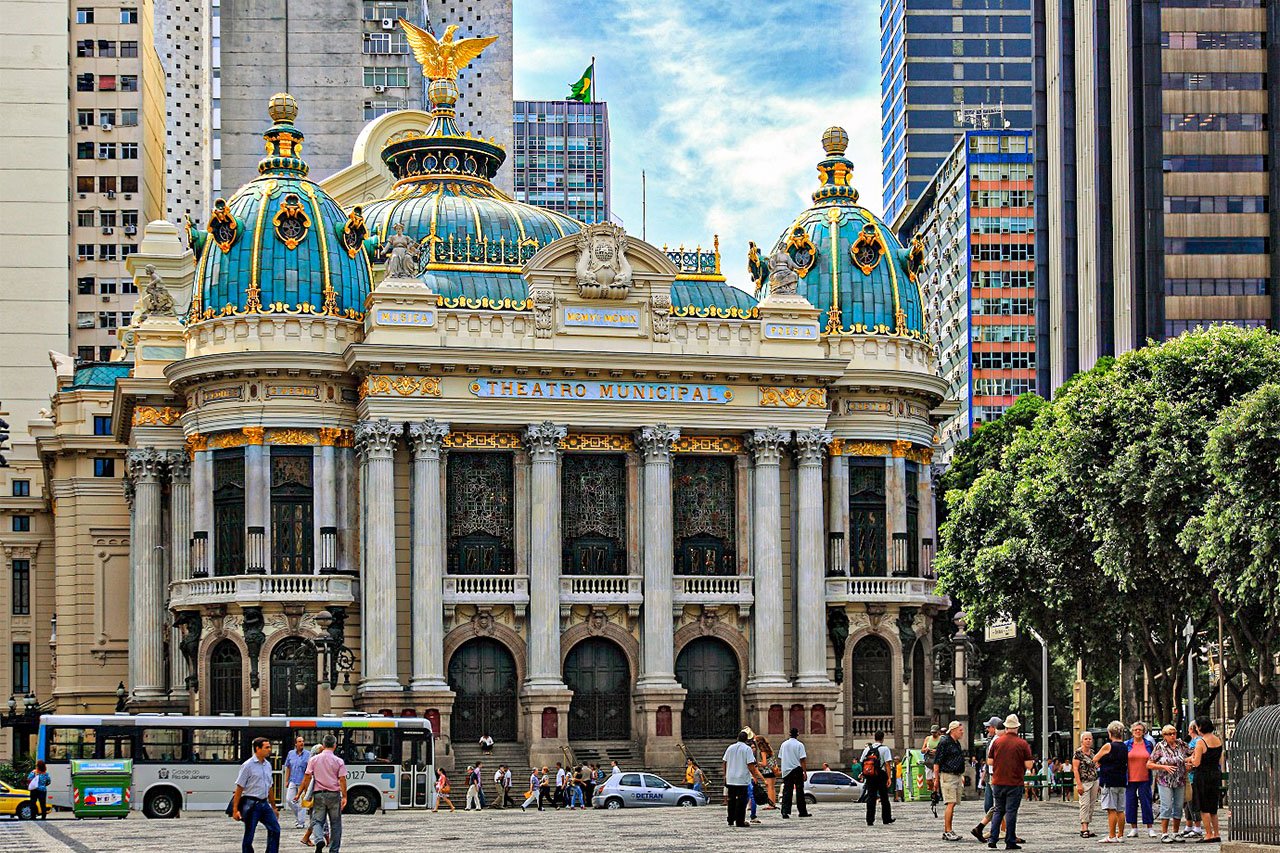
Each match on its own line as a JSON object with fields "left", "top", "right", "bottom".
{"left": 634, "top": 424, "right": 680, "bottom": 461}
{"left": 793, "top": 427, "right": 833, "bottom": 466}
{"left": 746, "top": 427, "right": 792, "bottom": 465}
{"left": 355, "top": 417, "right": 402, "bottom": 458}
{"left": 408, "top": 418, "right": 451, "bottom": 458}
{"left": 167, "top": 450, "right": 192, "bottom": 482}
{"left": 126, "top": 447, "right": 167, "bottom": 482}
{"left": 523, "top": 421, "right": 567, "bottom": 461}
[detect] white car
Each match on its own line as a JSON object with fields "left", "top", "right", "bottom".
{"left": 592, "top": 772, "right": 710, "bottom": 809}
{"left": 804, "top": 769, "right": 863, "bottom": 803}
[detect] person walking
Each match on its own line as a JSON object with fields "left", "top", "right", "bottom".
{"left": 986, "top": 713, "right": 1033, "bottom": 850}
{"left": 691, "top": 762, "right": 706, "bottom": 795}
{"left": 609, "top": 760, "right": 621, "bottom": 779}
{"left": 26, "top": 760, "right": 50, "bottom": 820}
{"left": 503, "top": 765, "right": 515, "bottom": 808}
{"left": 463, "top": 765, "right": 479, "bottom": 810}
{"left": 283, "top": 737, "right": 311, "bottom": 830}
{"left": 1182, "top": 722, "right": 1204, "bottom": 839}
{"left": 778, "top": 727, "right": 809, "bottom": 819}
{"left": 295, "top": 734, "right": 347, "bottom": 853}
{"left": 1094, "top": 720, "right": 1131, "bottom": 843}
{"left": 1073, "top": 730, "right": 1100, "bottom": 838}
{"left": 1149, "top": 724, "right": 1191, "bottom": 842}
{"left": 568, "top": 764, "right": 585, "bottom": 809}
{"left": 538, "top": 766, "right": 553, "bottom": 810}
{"left": 1187, "top": 716, "right": 1223, "bottom": 843}
{"left": 474, "top": 761, "right": 486, "bottom": 809}
{"left": 520, "top": 768, "right": 540, "bottom": 812}
{"left": 1125, "top": 721, "right": 1157, "bottom": 838}
{"left": 553, "top": 762, "right": 566, "bottom": 809}
{"left": 936, "top": 721, "right": 967, "bottom": 841}
{"left": 232, "top": 737, "right": 281, "bottom": 853}
{"left": 492, "top": 765, "right": 506, "bottom": 809}
{"left": 723, "top": 730, "right": 759, "bottom": 828}
{"left": 859, "top": 730, "right": 895, "bottom": 826}
{"left": 923, "top": 724, "right": 943, "bottom": 806}
{"left": 434, "top": 768, "right": 455, "bottom": 813}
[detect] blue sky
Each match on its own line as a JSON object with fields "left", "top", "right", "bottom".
{"left": 512, "top": 0, "right": 883, "bottom": 291}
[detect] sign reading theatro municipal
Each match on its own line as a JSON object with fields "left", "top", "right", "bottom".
{"left": 32, "top": 25, "right": 957, "bottom": 769}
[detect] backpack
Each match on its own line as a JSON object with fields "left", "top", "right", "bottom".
{"left": 862, "top": 744, "right": 884, "bottom": 779}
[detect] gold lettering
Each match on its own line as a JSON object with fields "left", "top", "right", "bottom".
{"left": 516, "top": 382, "right": 527, "bottom": 397}
{"left": 501, "top": 381, "right": 513, "bottom": 396}
{"left": 530, "top": 382, "right": 544, "bottom": 397}
{"left": 657, "top": 386, "right": 669, "bottom": 401}
{"left": 600, "top": 384, "right": 614, "bottom": 398}
{"left": 575, "top": 383, "right": 587, "bottom": 397}
{"left": 692, "top": 387, "right": 705, "bottom": 402}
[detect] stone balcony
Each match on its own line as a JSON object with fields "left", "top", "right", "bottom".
{"left": 442, "top": 574, "right": 530, "bottom": 619}
{"left": 673, "top": 574, "right": 754, "bottom": 617}
{"left": 558, "top": 574, "right": 644, "bottom": 618}
{"left": 823, "top": 575, "right": 948, "bottom": 607}
{"left": 168, "top": 574, "right": 357, "bottom": 609}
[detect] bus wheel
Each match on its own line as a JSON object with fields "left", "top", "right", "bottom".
{"left": 345, "top": 788, "right": 379, "bottom": 815}
{"left": 143, "top": 789, "right": 181, "bottom": 819}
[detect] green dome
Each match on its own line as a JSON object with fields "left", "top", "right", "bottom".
{"left": 191, "top": 94, "right": 372, "bottom": 321}
{"left": 755, "top": 127, "right": 926, "bottom": 339}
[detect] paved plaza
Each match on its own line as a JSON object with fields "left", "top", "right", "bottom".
{"left": 0, "top": 799, "right": 1225, "bottom": 853}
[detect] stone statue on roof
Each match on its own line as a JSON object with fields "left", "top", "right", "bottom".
{"left": 379, "top": 222, "right": 422, "bottom": 279}
{"left": 133, "top": 264, "right": 176, "bottom": 321}
{"left": 766, "top": 244, "right": 800, "bottom": 296}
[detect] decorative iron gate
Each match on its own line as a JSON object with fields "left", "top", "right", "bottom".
{"left": 269, "top": 638, "right": 317, "bottom": 716}
{"left": 448, "top": 638, "right": 518, "bottom": 741}
{"left": 564, "top": 638, "right": 630, "bottom": 740}
{"left": 676, "top": 638, "right": 740, "bottom": 739}
{"left": 1228, "top": 704, "right": 1280, "bottom": 845}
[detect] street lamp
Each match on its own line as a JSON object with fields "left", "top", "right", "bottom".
{"left": 1183, "top": 617, "right": 1196, "bottom": 728}
{"left": 114, "top": 681, "right": 127, "bottom": 713}
{"left": 309, "top": 609, "right": 356, "bottom": 690}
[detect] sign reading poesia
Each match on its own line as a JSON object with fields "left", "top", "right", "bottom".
{"left": 469, "top": 379, "right": 734, "bottom": 405}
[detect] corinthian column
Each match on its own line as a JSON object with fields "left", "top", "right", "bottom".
{"left": 635, "top": 424, "right": 680, "bottom": 687}
{"left": 408, "top": 419, "right": 450, "bottom": 691}
{"left": 746, "top": 428, "right": 790, "bottom": 687}
{"left": 356, "top": 418, "right": 403, "bottom": 693}
{"left": 523, "top": 421, "right": 566, "bottom": 688}
{"left": 126, "top": 448, "right": 167, "bottom": 702}
{"left": 167, "top": 451, "right": 193, "bottom": 694}
{"left": 794, "top": 428, "right": 834, "bottom": 686}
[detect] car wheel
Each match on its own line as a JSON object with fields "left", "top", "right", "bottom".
{"left": 605, "top": 797, "right": 623, "bottom": 810}
{"left": 15, "top": 803, "right": 33, "bottom": 820}
{"left": 677, "top": 796, "right": 696, "bottom": 807}
{"left": 345, "top": 788, "right": 380, "bottom": 815}
{"left": 804, "top": 793, "right": 817, "bottom": 805}
{"left": 143, "top": 790, "right": 180, "bottom": 819}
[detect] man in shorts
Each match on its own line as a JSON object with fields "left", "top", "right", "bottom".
{"left": 935, "top": 721, "right": 968, "bottom": 841}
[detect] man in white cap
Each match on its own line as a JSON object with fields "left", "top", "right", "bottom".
{"left": 986, "top": 714, "right": 1033, "bottom": 850}
{"left": 972, "top": 715, "right": 1005, "bottom": 843}
{"left": 935, "top": 721, "right": 967, "bottom": 841}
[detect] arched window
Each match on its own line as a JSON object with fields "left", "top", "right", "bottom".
{"left": 850, "top": 635, "right": 893, "bottom": 717}
{"left": 208, "top": 640, "right": 243, "bottom": 715}
{"left": 269, "top": 638, "right": 317, "bottom": 716}
{"left": 562, "top": 454, "right": 627, "bottom": 575}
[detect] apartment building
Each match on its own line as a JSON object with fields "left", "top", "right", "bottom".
{"left": 513, "top": 99, "right": 610, "bottom": 224}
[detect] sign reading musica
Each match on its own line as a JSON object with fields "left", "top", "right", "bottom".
{"left": 469, "top": 379, "right": 733, "bottom": 404}
{"left": 375, "top": 307, "right": 437, "bottom": 327}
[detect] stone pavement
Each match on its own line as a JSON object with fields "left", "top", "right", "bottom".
{"left": 0, "top": 799, "right": 1228, "bottom": 853}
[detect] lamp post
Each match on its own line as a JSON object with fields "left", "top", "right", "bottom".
{"left": 1028, "top": 628, "right": 1049, "bottom": 772}
{"left": 1, "top": 691, "right": 46, "bottom": 758}
{"left": 309, "top": 609, "right": 356, "bottom": 690}
{"left": 1183, "top": 617, "right": 1195, "bottom": 728}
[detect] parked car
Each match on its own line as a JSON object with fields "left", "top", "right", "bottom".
{"left": 804, "top": 769, "right": 863, "bottom": 804}
{"left": 0, "top": 781, "right": 35, "bottom": 819}
{"left": 592, "top": 772, "right": 710, "bottom": 809}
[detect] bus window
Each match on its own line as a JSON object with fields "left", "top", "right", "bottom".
{"left": 342, "top": 728, "right": 394, "bottom": 764}
{"left": 399, "top": 732, "right": 432, "bottom": 769}
{"left": 191, "top": 728, "right": 237, "bottom": 764}
{"left": 139, "top": 728, "right": 185, "bottom": 762}
{"left": 47, "top": 727, "right": 96, "bottom": 761}
{"left": 97, "top": 728, "right": 135, "bottom": 759}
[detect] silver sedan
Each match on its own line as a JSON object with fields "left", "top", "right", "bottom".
{"left": 592, "top": 772, "right": 710, "bottom": 809}
{"left": 804, "top": 769, "right": 864, "bottom": 803}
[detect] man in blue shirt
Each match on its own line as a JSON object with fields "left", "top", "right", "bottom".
{"left": 283, "top": 736, "right": 311, "bottom": 830}
{"left": 232, "top": 737, "right": 280, "bottom": 853}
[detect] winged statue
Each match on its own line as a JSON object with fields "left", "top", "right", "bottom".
{"left": 399, "top": 20, "right": 498, "bottom": 80}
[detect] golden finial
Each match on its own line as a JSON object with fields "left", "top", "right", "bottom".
{"left": 268, "top": 92, "right": 298, "bottom": 124}
{"left": 822, "top": 126, "right": 849, "bottom": 156}
{"left": 400, "top": 20, "right": 498, "bottom": 80}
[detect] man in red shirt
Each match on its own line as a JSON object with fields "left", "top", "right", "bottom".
{"left": 986, "top": 714, "right": 1034, "bottom": 850}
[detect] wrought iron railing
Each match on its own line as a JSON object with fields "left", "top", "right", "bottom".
{"left": 890, "top": 532, "right": 911, "bottom": 577}
{"left": 190, "top": 531, "right": 210, "bottom": 578}
{"left": 664, "top": 238, "right": 721, "bottom": 277}
{"left": 245, "top": 526, "right": 266, "bottom": 574}
{"left": 428, "top": 233, "right": 539, "bottom": 267}
{"left": 920, "top": 537, "right": 936, "bottom": 579}
{"left": 319, "top": 526, "right": 339, "bottom": 573}
{"left": 1228, "top": 704, "right": 1280, "bottom": 845}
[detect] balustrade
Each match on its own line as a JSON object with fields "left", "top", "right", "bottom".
{"left": 824, "top": 575, "right": 947, "bottom": 606}
{"left": 672, "top": 574, "right": 753, "bottom": 617}
{"left": 168, "top": 574, "right": 355, "bottom": 608}
{"left": 442, "top": 574, "right": 530, "bottom": 620}
{"left": 558, "top": 574, "right": 643, "bottom": 618}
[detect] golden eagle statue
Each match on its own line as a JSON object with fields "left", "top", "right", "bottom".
{"left": 399, "top": 20, "right": 498, "bottom": 80}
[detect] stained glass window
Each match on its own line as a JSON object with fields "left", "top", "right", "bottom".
{"left": 850, "top": 635, "right": 893, "bottom": 716}
{"left": 208, "top": 640, "right": 242, "bottom": 715}
{"left": 562, "top": 454, "right": 626, "bottom": 575}
{"left": 212, "top": 450, "right": 245, "bottom": 576}
{"left": 906, "top": 465, "right": 920, "bottom": 576}
{"left": 270, "top": 448, "right": 313, "bottom": 574}
{"left": 446, "top": 452, "right": 514, "bottom": 575}
{"left": 849, "top": 460, "right": 887, "bottom": 576}
{"left": 673, "top": 456, "right": 736, "bottom": 575}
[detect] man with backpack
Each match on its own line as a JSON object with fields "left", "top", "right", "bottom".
{"left": 859, "top": 731, "right": 895, "bottom": 826}
{"left": 936, "top": 721, "right": 968, "bottom": 841}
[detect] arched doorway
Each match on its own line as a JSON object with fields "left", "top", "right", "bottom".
{"left": 208, "top": 640, "right": 243, "bottom": 715}
{"left": 564, "top": 638, "right": 630, "bottom": 740}
{"left": 675, "top": 637, "right": 740, "bottom": 739}
{"left": 448, "top": 638, "right": 517, "bottom": 741}
{"left": 850, "top": 635, "right": 894, "bottom": 720}
{"left": 269, "top": 638, "right": 317, "bottom": 716}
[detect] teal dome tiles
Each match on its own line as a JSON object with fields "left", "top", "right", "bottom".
{"left": 671, "top": 279, "right": 758, "bottom": 318}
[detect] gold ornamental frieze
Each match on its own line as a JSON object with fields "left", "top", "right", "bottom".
{"left": 562, "top": 433, "right": 635, "bottom": 452}
{"left": 318, "top": 427, "right": 355, "bottom": 448}
{"left": 132, "top": 406, "right": 184, "bottom": 427}
{"left": 758, "top": 386, "right": 828, "bottom": 409}
{"left": 358, "top": 375, "right": 443, "bottom": 399}
{"left": 444, "top": 431, "right": 522, "bottom": 450}
{"left": 672, "top": 436, "right": 745, "bottom": 455}
{"left": 266, "top": 428, "right": 318, "bottom": 446}
{"left": 208, "top": 426, "right": 266, "bottom": 449}
{"left": 829, "top": 439, "right": 933, "bottom": 462}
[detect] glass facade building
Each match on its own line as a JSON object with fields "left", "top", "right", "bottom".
{"left": 512, "top": 100, "right": 611, "bottom": 224}
{"left": 880, "top": 0, "right": 1034, "bottom": 227}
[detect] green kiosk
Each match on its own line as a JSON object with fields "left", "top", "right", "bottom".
{"left": 70, "top": 759, "right": 133, "bottom": 819}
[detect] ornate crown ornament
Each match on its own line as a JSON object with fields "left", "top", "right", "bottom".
{"left": 207, "top": 198, "right": 240, "bottom": 254}
{"left": 272, "top": 192, "right": 311, "bottom": 250}
{"left": 340, "top": 206, "right": 369, "bottom": 259}
{"left": 785, "top": 224, "right": 818, "bottom": 278}
{"left": 850, "top": 223, "right": 888, "bottom": 275}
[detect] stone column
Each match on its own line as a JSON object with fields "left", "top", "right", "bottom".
{"left": 127, "top": 448, "right": 167, "bottom": 703}
{"left": 244, "top": 428, "right": 268, "bottom": 573}
{"left": 314, "top": 437, "right": 337, "bottom": 572}
{"left": 746, "top": 427, "right": 791, "bottom": 687}
{"left": 356, "top": 418, "right": 403, "bottom": 693}
{"left": 408, "top": 419, "right": 450, "bottom": 692}
{"left": 794, "top": 428, "right": 833, "bottom": 687}
{"left": 635, "top": 425, "right": 680, "bottom": 687}
{"left": 335, "top": 439, "right": 357, "bottom": 574}
{"left": 827, "top": 448, "right": 849, "bottom": 576}
{"left": 191, "top": 440, "right": 212, "bottom": 572}
{"left": 886, "top": 455, "right": 907, "bottom": 574}
{"left": 168, "top": 451, "right": 192, "bottom": 694}
{"left": 918, "top": 460, "right": 936, "bottom": 576}
{"left": 522, "top": 421, "right": 567, "bottom": 688}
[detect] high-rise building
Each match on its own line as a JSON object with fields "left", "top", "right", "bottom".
{"left": 69, "top": 0, "right": 166, "bottom": 364}
{"left": 512, "top": 100, "right": 611, "bottom": 224}
{"left": 218, "top": 0, "right": 513, "bottom": 192}
{"left": 1035, "top": 0, "right": 1280, "bottom": 393}
{"left": 900, "top": 129, "right": 1036, "bottom": 458}
{"left": 880, "top": 0, "right": 1034, "bottom": 227}
{"left": 155, "top": 0, "right": 217, "bottom": 217}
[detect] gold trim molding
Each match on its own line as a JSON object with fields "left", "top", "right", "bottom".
{"left": 829, "top": 438, "right": 934, "bottom": 463}
{"left": 672, "top": 436, "right": 744, "bottom": 455}
{"left": 266, "top": 428, "right": 317, "bottom": 446}
{"left": 133, "top": 406, "right": 184, "bottom": 427}
{"left": 562, "top": 433, "right": 634, "bottom": 452}
{"left": 358, "top": 375, "right": 443, "bottom": 399}
{"left": 759, "top": 386, "right": 828, "bottom": 409}
{"left": 318, "top": 427, "right": 355, "bottom": 448}
{"left": 443, "top": 431, "right": 522, "bottom": 450}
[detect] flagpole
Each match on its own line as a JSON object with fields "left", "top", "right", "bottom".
{"left": 642, "top": 170, "right": 646, "bottom": 240}
{"left": 591, "top": 55, "right": 600, "bottom": 223}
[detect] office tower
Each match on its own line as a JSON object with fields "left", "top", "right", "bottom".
{"left": 880, "top": 0, "right": 1033, "bottom": 227}
{"left": 218, "top": 0, "right": 513, "bottom": 192}
{"left": 1035, "top": 0, "right": 1280, "bottom": 394}
{"left": 155, "top": 0, "right": 217, "bottom": 216}
{"left": 69, "top": 0, "right": 165, "bottom": 363}
{"left": 899, "top": 129, "right": 1036, "bottom": 458}
{"left": 512, "top": 100, "right": 611, "bottom": 223}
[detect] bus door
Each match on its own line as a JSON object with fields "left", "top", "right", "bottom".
{"left": 398, "top": 731, "right": 434, "bottom": 808}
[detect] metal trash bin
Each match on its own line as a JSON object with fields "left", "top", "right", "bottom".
{"left": 70, "top": 759, "right": 132, "bottom": 819}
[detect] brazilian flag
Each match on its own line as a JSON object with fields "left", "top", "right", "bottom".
{"left": 567, "top": 62, "right": 594, "bottom": 102}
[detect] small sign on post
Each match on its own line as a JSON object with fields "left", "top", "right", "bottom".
{"left": 986, "top": 618, "right": 1017, "bottom": 642}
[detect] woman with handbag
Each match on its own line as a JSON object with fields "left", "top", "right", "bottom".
{"left": 26, "top": 760, "right": 50, "bottom": 820}
{"left": 433, "top": 768, "right": 455, "bottom": 813}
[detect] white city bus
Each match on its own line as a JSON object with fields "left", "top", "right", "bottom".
{"left": 38, "top": 714, "right": 435, "bottom": 818}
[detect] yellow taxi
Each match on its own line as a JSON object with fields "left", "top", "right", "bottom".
{"left": 0, "top": 781, "right": 35, "bottom": 819}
